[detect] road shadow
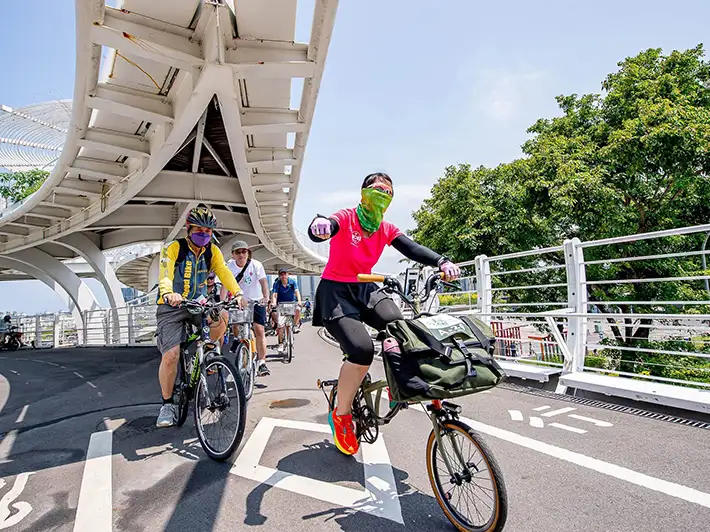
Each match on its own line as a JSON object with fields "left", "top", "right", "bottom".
{"left": 244, "top": 439, "right": 451, "bottom": 531}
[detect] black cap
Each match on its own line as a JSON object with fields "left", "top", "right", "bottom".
{"left": 279, "top": 268, "right": 289, "bottom": 275}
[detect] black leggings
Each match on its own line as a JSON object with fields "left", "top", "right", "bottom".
{"left": 324, "top": 297, "right": 403, "bottom": 366}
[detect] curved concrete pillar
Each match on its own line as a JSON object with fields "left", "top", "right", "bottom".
{"left": 9, "top": 248, "right": 101, "bottom": 343}
{"left": 0, "top": 257, "right": 84, "bottom": 344}
{"left": 148, "top": 254, "right": 160, "bottom": 292}
{"left": 58, "top": 233, "right": 125, "bottom": 308}
{"left": 58, "top": 233, "right": 127, "bottom": 342}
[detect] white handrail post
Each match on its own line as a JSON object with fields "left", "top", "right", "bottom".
{"left": 53, "top": 313, "right": 60, "bottom": 348}
{"left": 34, "top": 315, "right": 41, "bottom": 348}
{"left": 128, "top": 306, "right": 134, "bottom": 345}
{"left": 82, "top": 310, "right": 88, "bottom": 346}
{"left": 558, "top": 238, "right": 587, "bottom": 394}
{"left": 475, "top": 255, "right": 492, "bottom": 323}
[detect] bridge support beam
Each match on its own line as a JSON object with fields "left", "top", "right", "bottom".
{"left": 0, "top": 256, "right": 85, "bottom": 346}
{"left": 9, "top": 248, "right": 101, "bottom": 344}
{"left": 58, "top": 232, "right": 127, "bottom": 342}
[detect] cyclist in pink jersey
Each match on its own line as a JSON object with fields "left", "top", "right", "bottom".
{"left": 308, "top": 172, "right": 460, "bottom": 456}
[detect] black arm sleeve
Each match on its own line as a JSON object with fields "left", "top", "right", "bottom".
{"left": 391, "top": 235, "right": 442, "bottom": 267}
{"left": 307, "top": 215, "right": 340, "bottom": 242}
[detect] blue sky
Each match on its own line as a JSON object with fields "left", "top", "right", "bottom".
{"left": 0, "top": 0, "right": 708, "bottom": 312}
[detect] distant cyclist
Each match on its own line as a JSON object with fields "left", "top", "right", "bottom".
{"left": 271, "top": 268, "right": 302, "bottom": 353}
{"left": 205, "top": 272, "right": 221, "bottom": 303}
{"left": 154, "top": 206, "right": 245, "bottom": 428}
{"left": 221, "top": 240, "right": 271, "bottom": 377}
{"left": 308, "top": 172, "right": 460, "bottom": 455}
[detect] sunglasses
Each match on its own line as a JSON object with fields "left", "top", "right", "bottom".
{"left": 368, "top": 183, "right": 393, "bottom": 196}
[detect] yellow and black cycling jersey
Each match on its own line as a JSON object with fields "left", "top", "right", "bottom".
{"left": 157, "top": 238, "right": 241, "bottom": 305}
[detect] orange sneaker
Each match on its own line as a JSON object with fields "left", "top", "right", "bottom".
{"left": 328, "top": 410, "right": 359, "bottom": 456}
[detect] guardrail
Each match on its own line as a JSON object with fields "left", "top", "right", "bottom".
{"left": 436, "top": 225, "right": 710, "bottom": 412}
{"left": 7, "top": 224, "right": 710, "bottom": 412}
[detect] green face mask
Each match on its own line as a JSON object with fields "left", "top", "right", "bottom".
{"left": 357, "top": 187, "right": 393, "bottom": 233}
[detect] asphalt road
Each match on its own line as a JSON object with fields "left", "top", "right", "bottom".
{"left": 1, "top": 326, "right": 709, "bottom": 531}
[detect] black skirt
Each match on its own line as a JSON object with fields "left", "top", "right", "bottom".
{"left": 313, "top": 278, "right": 390, "bottom": 326}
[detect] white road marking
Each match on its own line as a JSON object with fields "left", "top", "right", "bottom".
{"left": 0, "top": 430, "right": 17, "bottom": 464}
{"left": 508, "top": 409, "right": 523, "bottom": 421}
{"left": 533, "top": 405, "right": 551, "bottom": 412}
{"left": 541, "top": 407, "right": 577, "bottom": 417}
{"left": 86, "top": 382, "right": 97, "bottom": 389}
{"left": 569, "top": 414, "right": 613, "bottom": 428}
{"left": 457, "top": 415, "right": 710, "bottom": 509}
{"left": 73, "top": 430, "right": 113, "bottom": 532}
{"left": 15, "top": 405, "right": 28, "bottom": 424}
{"left": 529, "top": 417, "right": 544, "bottom": 428}
{"left": 232, "top": 417, "right": 403, "bottom": 524}
{"left": 9, "top": 371, "right": 18, "bottom": 376}
{"left": 60, "top": 366, "right": 67, "bottom": 370}
{"left": 550, "top": 422, "right": 587, "bottom": 434}
{"left": 45, "top": 362, "right": 60, "bottom": 367}
{"left": 0, "top": 472, "right": 34, "bottom": 529}
{"left": 73, "top": 372, "right": 84, "bottom": 379}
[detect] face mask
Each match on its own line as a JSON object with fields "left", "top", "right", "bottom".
{"left": 190, "top": 231, "right": 211, "bottom": 247}
{"left": 356, "top": 187, "right": 393, "bottom": 233}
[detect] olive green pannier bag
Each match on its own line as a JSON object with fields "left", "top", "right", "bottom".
{"left": 382, "top": 313, "right": 507, "bottom": 403}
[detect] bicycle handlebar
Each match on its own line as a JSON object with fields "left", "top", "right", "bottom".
{"left": 357, "top": 274, "right": 386, "bottom": 283}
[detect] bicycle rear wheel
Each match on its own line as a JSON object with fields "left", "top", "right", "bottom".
{"left": 174, "top": 348, "right": 190, "bottom": 427}
{"left": 426, "top": 420, "right": 507, "bottom": 532}
{"left": 194, "top": 354, "right": 247, "bottom": 461}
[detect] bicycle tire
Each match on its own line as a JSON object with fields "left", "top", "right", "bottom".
{"left": 237, "top": 343, "right": 256, "bottom": 401}
{"left": 174, "top": 348, "right": 190, "bottom": 427}
{"left": 194, "top": 354, "right": 247, "bottom": 461}
{"left": 426, "top": 420, "right": 508, "bottom": 532}
{"left": 284, "top": 325, "right": 294, "bottom": 364}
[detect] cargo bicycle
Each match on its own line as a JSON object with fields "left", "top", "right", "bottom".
{"left": 317, "top": 271, "right": 508, "bottom": 532}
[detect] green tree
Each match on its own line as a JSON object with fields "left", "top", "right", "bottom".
{"left": 0, "top": 169, "right": 49, "bottom": 204}
{"left": 411, "top": 45, "right": 710, "bottom": 381}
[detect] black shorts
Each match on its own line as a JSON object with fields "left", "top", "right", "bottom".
{"left": 253, "top": 304, "right": 267, "bottom": 326}
{"left": 312, "top": 278, "right": 390, "bottom": 327}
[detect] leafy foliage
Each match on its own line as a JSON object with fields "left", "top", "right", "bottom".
{"left": 411, "top": 46, "right": 710, "bottom": 383}
{"left": 0, "top": 169, "right": 49, "bottom": 203}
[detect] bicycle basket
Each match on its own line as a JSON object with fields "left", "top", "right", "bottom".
{"left": 278, "top": 302, "right": 297, "bottom": 316}
{"left": 229, "top": 301, "right": 255, "bottom": 324}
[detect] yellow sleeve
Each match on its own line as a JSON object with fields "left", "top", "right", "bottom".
{"left": 158, "top": 241, "right": 180, "bottom": 298}
{"left": 211, "top": 245, "right": 242, "bottom": 296}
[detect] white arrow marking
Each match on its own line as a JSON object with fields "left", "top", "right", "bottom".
{"left": 508, "top": 410, "right": 523, "bottom": 421}
{"left": 529, "top": 417, "right": 544, "bottom": 428}
{"left": 0, "top": 473, "right": 34, "bottom": 529}
{"left": 541, "top": 407, "right": 577, "bottom": 417}
{"left": 550, "top": 423, "right": 587, "bottom": 434}
{"left": 568, "top": 414, "right": 613, "bottom": 427}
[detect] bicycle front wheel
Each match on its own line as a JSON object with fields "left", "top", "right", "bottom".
{"left": 426, "top": 420, "right": 508, "bottom": 532}
{"left": 285, "top": 324, "right": 294, "bottom": 363}
{"left": 194, "top": 354, "right": 247, "bottom": 461}
{"left": 237, "top": 343, "right": 256, "bottom": 401}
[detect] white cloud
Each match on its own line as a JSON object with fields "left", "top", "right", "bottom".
{"left": 474, "top": 68, "right": 545, "bottom": 121}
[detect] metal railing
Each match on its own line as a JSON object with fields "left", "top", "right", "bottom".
{"left": 435, "top": 225, "right": 710, "bottom": 403}
{"left": 8, "top": 224, "right": 710, "bottom": 412}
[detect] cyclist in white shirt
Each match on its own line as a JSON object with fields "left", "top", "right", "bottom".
{"left": 221, "top": 240, "right": 271, "bottom": 376}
